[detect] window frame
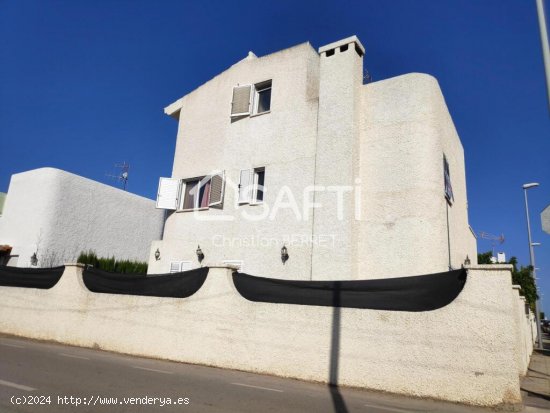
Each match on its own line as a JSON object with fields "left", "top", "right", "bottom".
{"left": 252, "top": 80, "right": 272, "bottom": 115}
{"left": 179, "top": 178, "right": 204, "bottom": 211}
{"left": 176, "top": 172, "right": 226, "bottom": 212}
{"left": 239, "top": 167, "right": 265, "bottom": 206}
{"left": 251, "top": 167, "right": 265, "bottom": 205}
{"left": 156, "top": 172, "right": 225, "bottom": 212}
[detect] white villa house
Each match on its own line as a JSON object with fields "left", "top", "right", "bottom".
{"left": 150, "top": 35, "right": 477, "bottom": 280}
{"left": 0, "top": 168, "right": 164, "bottom": 267}
{"left": 0, "top": 37, "right": 535, "bottom": 408}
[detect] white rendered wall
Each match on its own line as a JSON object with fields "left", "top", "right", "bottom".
{"left": 0, "top": 168, "right": 164, "bottom": 266}
{"left": 0, "top": 169, "right": 59, "bottom": 267}
{"left": 358, "top": 73, "right": 477, "bottom": 278}
{"left": 511, "top": 287, "right": 533, "bottom": 376}
{"left": 149, "top": 43, "right": 321, "bottom": 278}
{"left": 151, "top": 37, "right": 477, "bottom": 281}
{"left": 311, "top": 38, "right": 363, "bottom": 280}
{"left": 0, "top": 264, "right": 522, "bottom": 407}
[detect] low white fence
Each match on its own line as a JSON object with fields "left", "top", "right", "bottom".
{"left": 0, "top": 264, "right": 532, "bottom": 407}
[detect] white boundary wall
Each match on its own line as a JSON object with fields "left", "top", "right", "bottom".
{"left": 0, "top": 264, "right": 528, "bottom": 407}
{"left": 512, "top": 286, "right": 535, "bottom": 376}
{"left": 0, "top": 168, "right": 164, "bottom": 267}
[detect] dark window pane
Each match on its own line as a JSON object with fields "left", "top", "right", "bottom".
{"left": 257, "top": 88, "right": 271, "bottom": 113}
{"left": 255, "top": 170, "right": 265, "bottom": 202}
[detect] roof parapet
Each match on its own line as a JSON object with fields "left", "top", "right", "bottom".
{"left": 164, "top": 99, "right": 183, "bottom": 119}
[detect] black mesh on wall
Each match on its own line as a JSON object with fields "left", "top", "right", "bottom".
{"left": 82, "top": 267, "right": 209, "bottom": 298}
{"left": 0, "top": 266, "right": 65, "bottom": 289}
{"left": 232, "top": 269, "right": 467, "bottom": 312}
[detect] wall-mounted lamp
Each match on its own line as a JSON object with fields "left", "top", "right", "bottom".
{"left": 281, "top": 245, "right": 289, "bottom": 265}
{"left": 464, "top": 255, "right": 471, "bottom": 266}
{"left": 154, "top": 248, "right": 161, "bottom": 261}
{"left": 30, "top": 252, "right": 38, "bottom": 266}
{"left": 196, "top": 245, "right": 204, "bottom": 263}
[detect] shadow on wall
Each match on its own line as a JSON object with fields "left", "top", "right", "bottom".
{"left": 329, "top": 284, "right": 349, "bottom": 413}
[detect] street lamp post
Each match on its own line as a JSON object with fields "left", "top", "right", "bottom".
{"left": 536, "top": 0, "right": 550, "bottom": 112}
{"left": 523, "top": 182, "right": 543, "bottom": 350}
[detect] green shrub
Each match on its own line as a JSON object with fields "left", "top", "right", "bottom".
{"left": 77, "top": 250, "right": 148, "bottom": 274}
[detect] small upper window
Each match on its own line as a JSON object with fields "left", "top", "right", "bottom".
{"left": 230, "top": 80, "right": 272, "bottom": 119}
{"left": 253, "top": 80, "right": 272, "bottom": 115}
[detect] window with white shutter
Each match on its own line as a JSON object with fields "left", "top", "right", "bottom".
{"left": 158, "top": 172, "right": 226, "bottom": 211}
{"left": 231, "top": 80, "right": 272, "bottom": 119}
{"left": 238, "top": 168, "right": 265, "bottom": 205}
{"left": 173, "top": 172, "right": 226, "bottom": 211}
{"left": 156, "top": 178, "right": 180, "bottom": 210}
{"left": 231, "top": 85, "right": 252, "bottom": 117}
{"left": 209, "top": 171, "right": 225, "bottom": 207}
{"left": 238, "top": 169, "right": 253, "bottom": 204}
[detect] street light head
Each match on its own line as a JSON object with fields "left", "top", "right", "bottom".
{"left": 523, "top": 183, "right": 540, "bottom": 189}
{"left": 532, "top": 242, "right": 542, "bottom": 247}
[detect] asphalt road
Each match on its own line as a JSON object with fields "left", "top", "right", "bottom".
{"left": 0, "top": 335, "right": 505, "bottom": 413}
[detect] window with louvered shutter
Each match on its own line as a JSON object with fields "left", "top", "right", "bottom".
{"left": 231, "top": 85, "right": 252, "bottom": 117}
{"left": 156, "top": 178, "right": 181, "bottom": 210}
{"left": 209, "top": 172, "right": 225, "bottom": 207}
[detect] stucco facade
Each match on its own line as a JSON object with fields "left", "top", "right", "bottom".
{"left": 0, "top": 168, "right": 164, "bottom": 267}
{"left": 149, "top": 36, "right": 477, "bottom": 279}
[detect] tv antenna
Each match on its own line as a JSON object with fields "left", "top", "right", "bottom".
{"left": 478, "top": 231, "right": 505, "bottom": 256}
{"left": 106, "top": 161, "right": 129, "bottom": 190}
{"left": 363, "top": 69, "right": 372, "bottom": 84}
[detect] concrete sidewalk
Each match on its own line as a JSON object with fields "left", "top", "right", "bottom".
{"left": 522, "top": 334, "right": 550, "bottom": 411}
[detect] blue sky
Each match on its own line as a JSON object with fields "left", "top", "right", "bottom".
{"left": 1, "top": 1, "right": 549, "bottom": 308}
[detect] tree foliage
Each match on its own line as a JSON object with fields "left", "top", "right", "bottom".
{"left": 508, "top": 256, "right": 538, "bottom": 312}
{"left": 477, "top": 251, "right": 538, "bottom": 311}
{"left": 77, "top": 250, "right": 148, "bottom": 274}
{"left": 477, "top": 251, "right": 493, "bottom": 264}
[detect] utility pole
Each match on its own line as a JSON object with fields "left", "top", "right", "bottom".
{"left": 523, "top": 182, "right": 543, "bottom": 350}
